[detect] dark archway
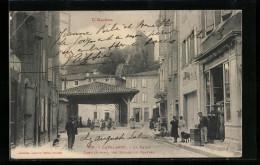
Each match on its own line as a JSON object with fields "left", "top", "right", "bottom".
{"left": 59, "top": 82, "right": 139, "bottom": 126}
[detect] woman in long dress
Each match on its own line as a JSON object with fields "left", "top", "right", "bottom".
{"left": 178, "top": 116, "right": 186, "bottom": 143}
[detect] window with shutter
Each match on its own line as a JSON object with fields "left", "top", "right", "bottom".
{"left": 205, "top": 10, "right": 214, "bottom": 35}
{"left": 182, "top": 41, "right": 186, "bottom": 67}
{"left": 190, "top": 33, "right": 195, "bottom": 60}
{"left": 44, "top": 11, "right": 48, "bottom": 26}
{"left": 42, "top": 50, "right": 46, "bottom": 77}
{"left": 173, "top": 49, "right": 178, "bottom": 72}
{"left": 168, "top": 56, "right": 172, "bottom": 76}
{"left": 48, "top": 58, "right": 53, "bottom": 82}
{"left": 48, "top": 12, "right": 52, "bottom": 36}
{"left": 215, "top": 10, "right": 221, "bottom": 26}
{"left": 201, "top": 11, "right": 206, "bottom": 38}
{"left": 186, "top": 39, "right": 189, "bottom": 64}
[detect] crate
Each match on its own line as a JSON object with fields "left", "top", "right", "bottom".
{"left": 190, "top": 129, "right": 201, "bottom": 146}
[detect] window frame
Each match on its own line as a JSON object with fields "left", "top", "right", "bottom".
{"left": 74, "top": 80, "right": 79, "bottom": 86}
{"left": 141, "top": 78, "right": 147, "bottom": 88}
{"left": 223, "top": 62, "right": 231, "bottom": 121}
{"left": 141, "top": 92, "right": 147, "bottom": 103}
{"left": 131, "top": 78, "right": 137, "bottom": 88}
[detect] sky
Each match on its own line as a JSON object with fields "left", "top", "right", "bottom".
{"left": 59, "top": 11, "right": 160, "bottom": 65}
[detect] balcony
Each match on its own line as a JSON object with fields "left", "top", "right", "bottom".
{"left": 154, "top": 81, "right": 167, "bottom": 100}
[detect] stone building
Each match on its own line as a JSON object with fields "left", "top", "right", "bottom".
{"left": 155, "top": 10, "right": 179, "bottom": 131}
{"left": 125, "top": 70, "right": 158, "bottom": 128}
{"left": 10, "top": 11, "right": 61, "bottom": 147}
{"left": 157, "top": 10, "right": 242, "bottom": 152}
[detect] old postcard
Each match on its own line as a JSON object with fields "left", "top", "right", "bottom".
{"left": 9, "top": 10, "right": 242, "bottom": 159}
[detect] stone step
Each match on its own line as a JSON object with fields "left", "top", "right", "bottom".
{"left": 204, "top": 143, "right": 226, "bottom": 151}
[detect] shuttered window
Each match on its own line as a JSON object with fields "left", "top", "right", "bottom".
{"left": 215, "top": 10, "right": 221, "bottom": 26}
{"left": 182, "top": 41, "right": 186, "bottom": 67}
{"left": 48, "top": 58, "right": 53, "bottom": 82}
{"left": 190, "top": 33, "right": 195, "bottom": 60}
{"left": 205, "top": 10, "right": 214, "bottom": 34}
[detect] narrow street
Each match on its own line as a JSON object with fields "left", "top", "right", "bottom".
{"left": 58, "top": 127, "right": 205, "bottom": 158}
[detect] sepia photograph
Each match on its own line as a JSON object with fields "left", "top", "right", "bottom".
{"left": 9, "top": 10, "right": 242, "bottom": 159}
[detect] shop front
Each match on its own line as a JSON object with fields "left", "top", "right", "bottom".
{"left": 195, "top": 30, "right": 242, "bottom": 152}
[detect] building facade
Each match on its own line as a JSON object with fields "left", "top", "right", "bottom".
{"left": 125, "top": 70, "right": 158, "bottom": 127}
{"left": 155, "top": 10, "right": 179, "bottom": 131}
{"left": 10, "top": 11, "right": 61, "bottom": 147}
{"left": 157, "top": 10, "right": 242, "bottom": 152}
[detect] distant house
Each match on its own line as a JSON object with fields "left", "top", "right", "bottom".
{"left": 61, "top": 69, "right": 125, "bottom": 90}
{"left": 125, "top": 70, "right": 158, "bottom": 127}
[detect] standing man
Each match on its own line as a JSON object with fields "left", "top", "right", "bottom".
{"left": 170, "top": 116, "right": 179, "bottom": 143}
{"left": 198, "top": 112, "right": 208, "bottom": 145}
{"left": 65, "top": 116, "right": 78, "bottom": 150}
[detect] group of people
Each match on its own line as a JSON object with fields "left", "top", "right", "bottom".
{"left": 170, "top": 116, "right": 187, "bottom": 143}
{"left": 65, "top": 116, "right": 116, "bottom": 150}
{"left": 152, "top": 102, "right": 225, "bottom": 145}
{"left": 87, "top": 118, "right": 115, "bottom": 131}
{"left": 198, "top": 102, "right": 225, "bottom": 145}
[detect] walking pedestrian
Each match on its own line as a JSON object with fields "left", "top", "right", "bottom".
{"left": 90, "top": 120, "right": 95, "bottom": 131}
{"left": 107, "top": 118, "right": 112, "bottom": 130}
{"left": 79, "top": 116, "right": 83, "bottom": 128}
{"left": 87, "top": 118, "right": 91, "bottom": 128}
{"left": 95, "top": 119, "right": 100, "bottom": 128}
{"left": 112, "top": 121, "right": 116, "bottom": 129}
{"left": 65, "top": 116, "right": 78, "bottom": 150}
{"left": 198, "top": 112, "right": 208, "bottom": 145}
{"left": 178, "top": 116, "right": 186, "bottom": 143}
{"left": 129, "top": 116, "right": 135, "bottom": 129}
{"left": 157, "top": 115, "right": 162, "bottom": 132}
{"left": 149, "top": 116, "right": 154, "bottom": 130}
{"left": 170, "top": 116, "right": 179, "bottom": 143}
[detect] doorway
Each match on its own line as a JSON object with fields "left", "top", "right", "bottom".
{"left": 206, "top": 64, "right": 225, "bottom": 140}
{"left": 105, "top": 112, "right": 110, "bottom": 121}
{"left": 184, "top": 91, "right": 198, "bottom": 133}
{"left": 144, "top": 108, "right": 149, "bottom": 122}
{"left": 133, "top": 108, "right": 141, "bottom": 122}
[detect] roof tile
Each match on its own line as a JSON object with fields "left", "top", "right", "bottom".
{"left": 60, "top": 82, "right": 139, "bottom": 96}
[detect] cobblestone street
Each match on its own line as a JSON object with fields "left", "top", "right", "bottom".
{"left": 57, "top": 127, "right": 205, "bottom": 158}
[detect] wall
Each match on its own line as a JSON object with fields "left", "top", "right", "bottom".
{"left": 78, "top": 104, "right": 116, "bottom": 124}
{"left": 58, "top": 101, "right": 68, "bottom": 133}
{"left": 126, "top": 76, "right": 158, "bottom": 127}
{"left": 9, "top": 11, "right": 60, "bottom": 147}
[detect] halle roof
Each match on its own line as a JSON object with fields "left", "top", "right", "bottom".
{"left": 60, "top": 81, "right": 139, "bottom": 96}
{"left": 61, "top": 73, "right": 125, "bottom": 81}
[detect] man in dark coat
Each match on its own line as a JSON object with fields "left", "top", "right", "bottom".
{"left": 65, "top": 116, "right": 78, "bottom": 150}
{"left": 170, "top": 116, "right": 179, "bottom": 143}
